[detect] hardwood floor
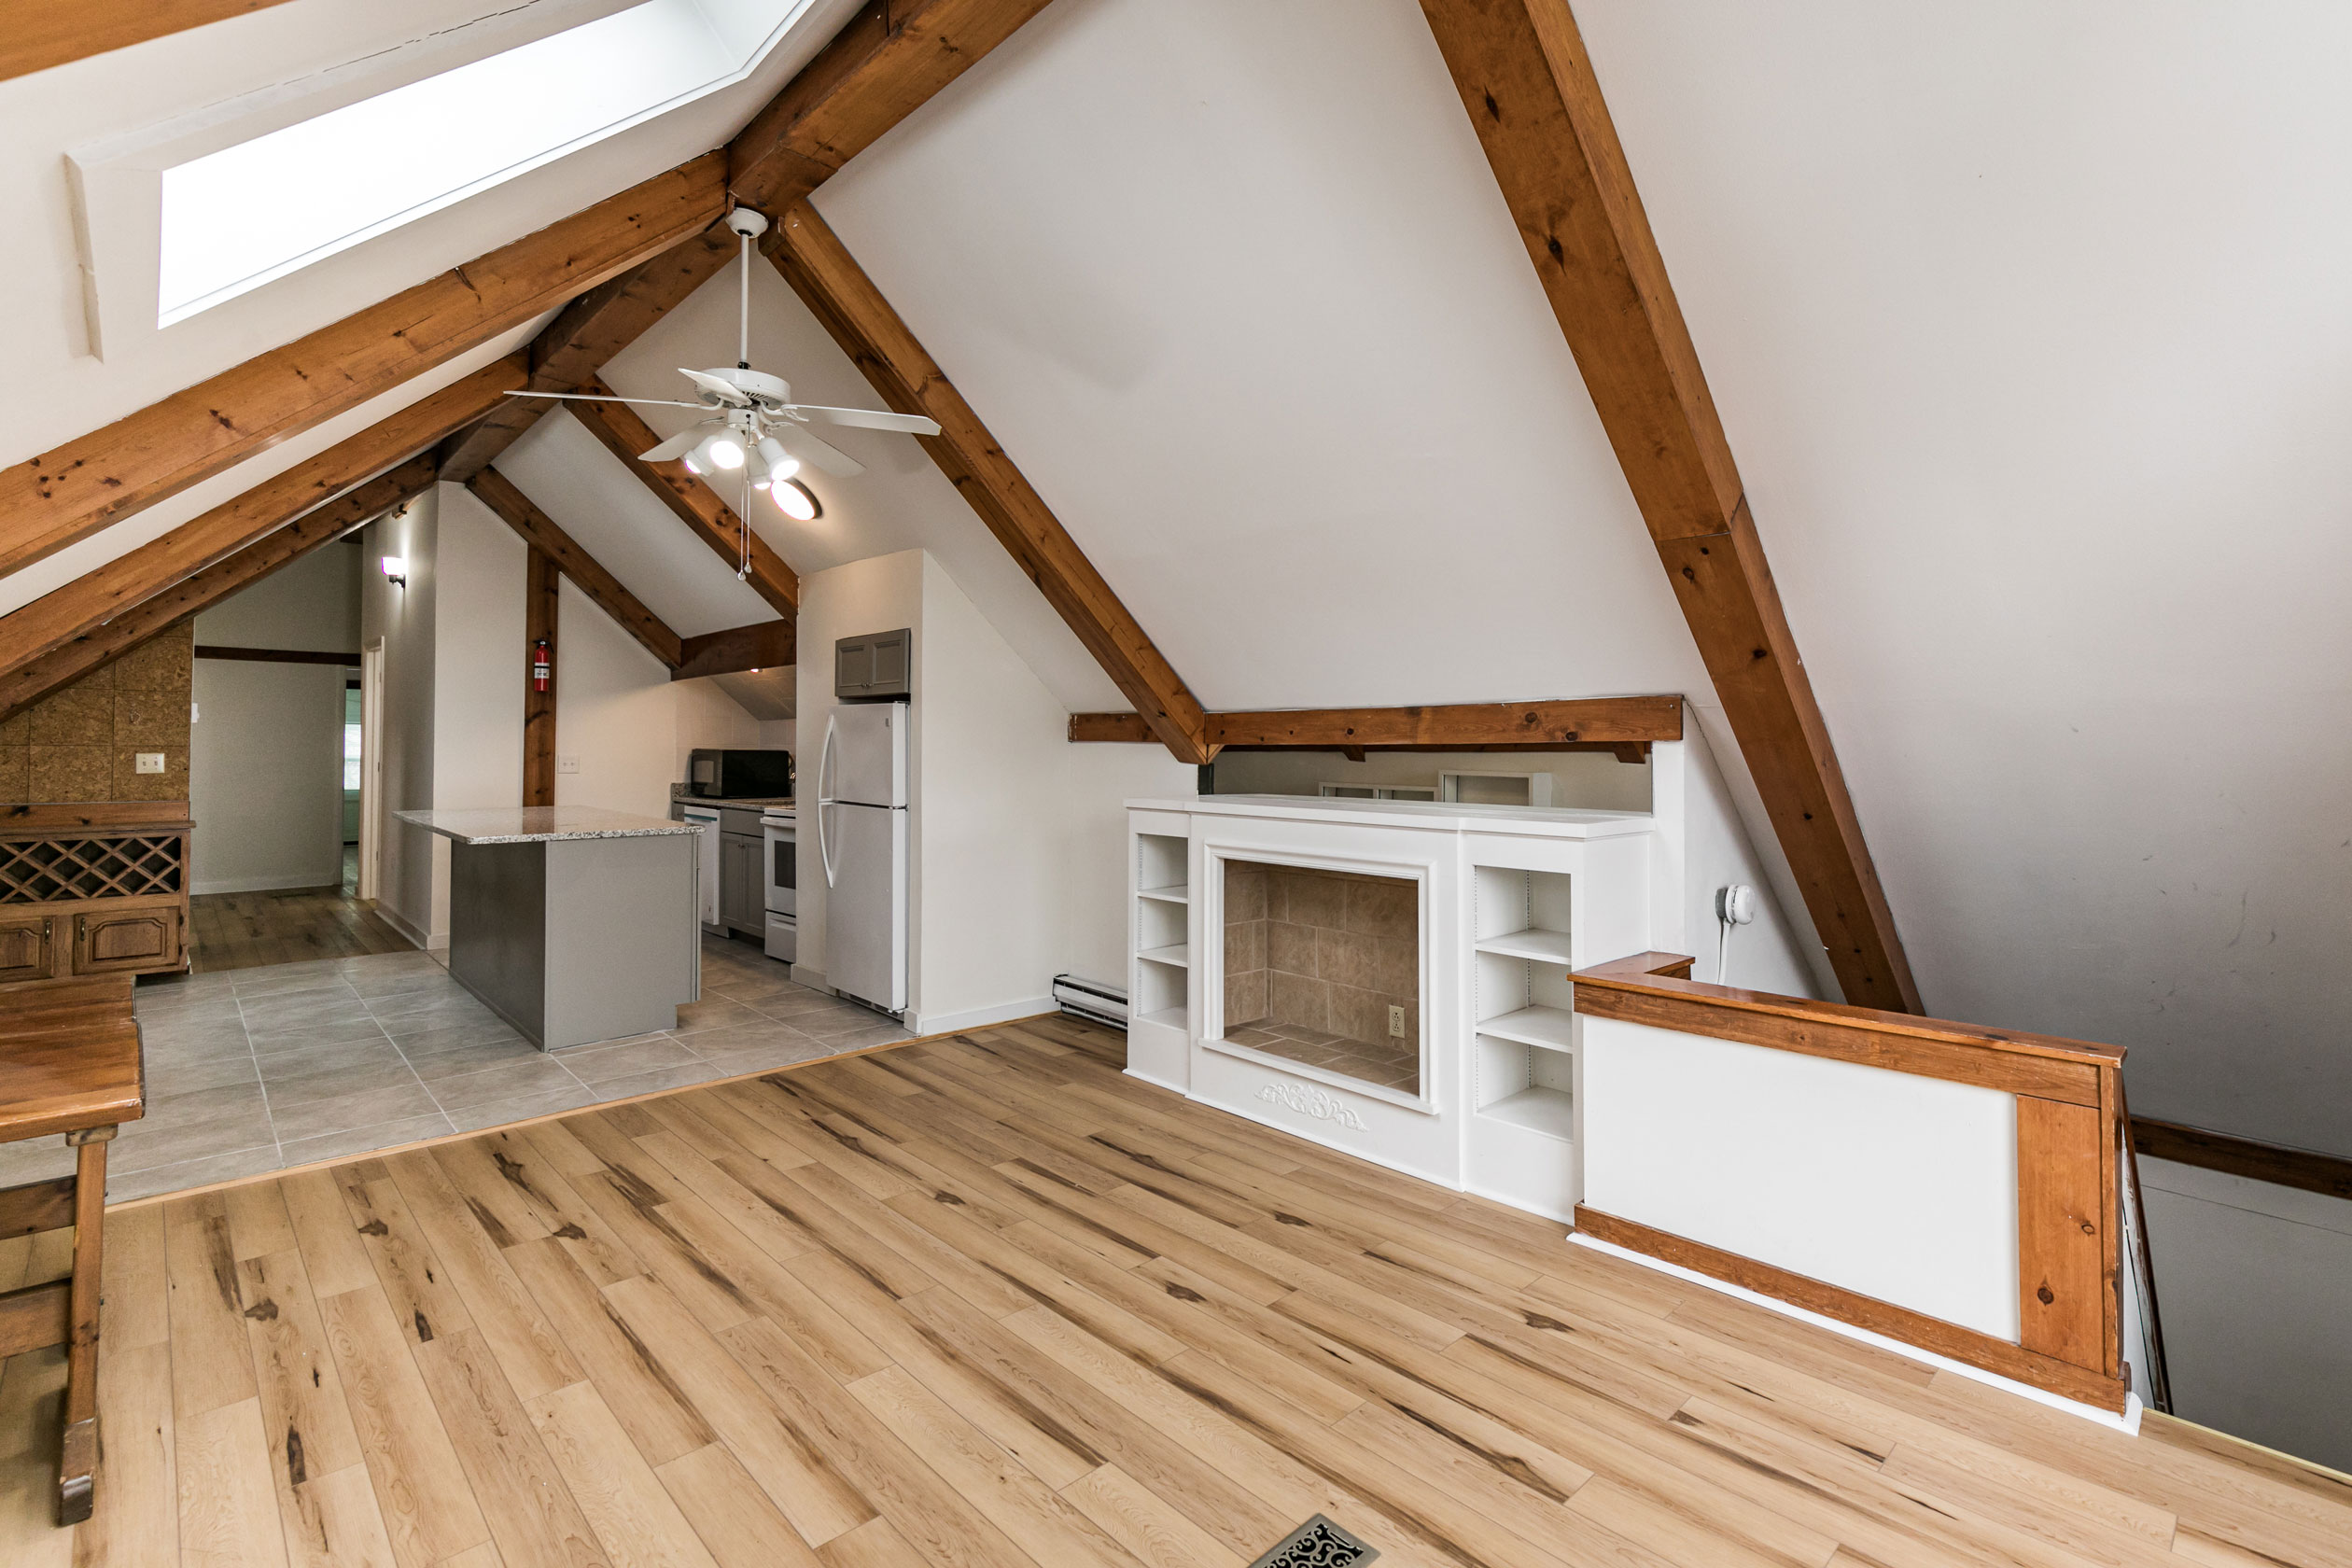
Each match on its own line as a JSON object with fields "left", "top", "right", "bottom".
{"left": 185, "top": 847, "right": 415, "bottom": 974}
{"left": 2, "top": 1015, "right": 2346, "bottom": 1568}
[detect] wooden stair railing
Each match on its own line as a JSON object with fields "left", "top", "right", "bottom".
{"left": 1571, "top": 952, "right": 2137, "bottom": 1412}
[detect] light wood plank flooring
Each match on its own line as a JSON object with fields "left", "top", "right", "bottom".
{"left": 3, "top": 1015, "right": 2347, "bottom": 1568}
{"left": 188, "top": 847, "right": 414, "bottom": 974}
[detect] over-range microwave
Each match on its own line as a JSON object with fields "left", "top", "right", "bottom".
{"left": 684, "top": 748, "right": 792, "bottom": 800}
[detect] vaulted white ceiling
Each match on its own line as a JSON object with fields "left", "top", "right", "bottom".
{"left": 6, "top": 0, "right": 2349, "bottom": 1156}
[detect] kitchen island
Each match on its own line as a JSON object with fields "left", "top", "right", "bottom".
{"left": 395, "top": 806, "right": 701, "bottom": 1050}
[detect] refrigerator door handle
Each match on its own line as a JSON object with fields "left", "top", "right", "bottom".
{"left": 818, "top": 714, "right": 840, "bottom": 889}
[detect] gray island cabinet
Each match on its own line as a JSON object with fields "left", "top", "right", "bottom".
{"left": 395, "top": 806, "right": 701, "bottom": 1050}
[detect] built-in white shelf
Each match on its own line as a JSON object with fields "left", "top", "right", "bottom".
{"left": 1137, "top": 885, "right": 1189, "bottom": 904}
{"left": 1137, "top": 945, "right": 1191, "bottom": 969}
{"left": 1478, "top": 1085, "right": 1575, "bottom": 1142}
{"left": 1134, "top": 1005, "right": 1186, "bottom": 1031}
{"left": 1476, "top": 1005, "right": 1575, "bottom": 1052}
{"left": 1475, "top": 927, "right": 1575, "bottom": 965}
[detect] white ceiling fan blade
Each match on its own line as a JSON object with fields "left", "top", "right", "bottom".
{"left": 772, "top": 424, "right": 865, "bottom": 478}
{"left": 679, "top": 368, "right": 754, "bottom": 405}
{"left": 789, "top": 404, "right": 941, "bottom": 436}
{"left": 500, "top": 390, "right": 707, "bottom": 409}
{"left": 636, "top": 427, "right": 710, "bottom": 463}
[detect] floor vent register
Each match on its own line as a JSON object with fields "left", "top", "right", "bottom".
{"left": 1248, "top": 1516, "right": 1379, "bottom": 1568}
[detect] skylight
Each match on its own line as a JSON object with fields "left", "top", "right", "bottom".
{"left": 153, "top": 0, "right": 815, "bottom": 328}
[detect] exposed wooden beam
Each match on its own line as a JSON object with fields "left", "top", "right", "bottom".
{"left": 730, "top": 0, "right": 1057, "bottom": 208}
{"left": 437, "top": 230, "right": 742, "bottom": 483}
{"left": 441, "top": 0, "right": 1057, "bottom": 483}
{"left": 0, "top": 156, "right": 725, "bottom": 581}
{"left": 1209, "top": 696, "right": 1680, "bottom": 749}
{"left": 0, "top": 459, "right": 435, "bottom": 723}
{"left": 1, "top": 1, "right": 299, "bottom": 83}
{"left": 672, "top": 619, "right": 795, "bottom": 682}
{"left": 194, "top": 647, "right": 357, "bottom": 666}
{"left": 1067, "top": 712, "right": 1158, "bottom": 744}
{"left": 565, "top": 381, "right": 801, "bottom": 618}
{"left": 525, "top": 550, "right": 559, "bottom": 808}
{"left": 1068, "top": 696, "right": 1679, "bottom": 756}
{"left": 768, "top": 203, "right": 1213, "bottom": 765}
{"left": 1417, "top": 0, "right": 1920, "bottom": 1013}
{"left": 466, "top": 469, "right": 683, "bottom": 667}
{"left": 0, "top": 357, "right": 523, "bottom": 683}
{"left": 2132, "top": 1116, "right": 2352, "bottom": 1202}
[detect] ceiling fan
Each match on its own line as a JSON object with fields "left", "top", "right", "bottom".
{"left": 503, "top": 205, "right": 940, "bottom": 573}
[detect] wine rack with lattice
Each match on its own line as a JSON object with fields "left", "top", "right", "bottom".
{"left": 0, "top": 835, "right": 185, "bottom": 904}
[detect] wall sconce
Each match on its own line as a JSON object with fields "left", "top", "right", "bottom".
{"left": 381, "top": 555, "right": 408, "bottom": 588}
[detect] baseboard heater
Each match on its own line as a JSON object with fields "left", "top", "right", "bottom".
{"left": 1052, "top": 973, "right": 1128, "bottom": 1029}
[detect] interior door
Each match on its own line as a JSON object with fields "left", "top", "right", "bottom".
{"left": 825, "top": 801, "right": 905, "bottom": 1012}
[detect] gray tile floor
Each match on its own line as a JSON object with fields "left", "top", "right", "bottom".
{"left": 0, "top": 934, "right": 910, "bottom": 1203}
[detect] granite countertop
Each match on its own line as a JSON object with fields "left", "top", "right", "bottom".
{"left": 393, "top": 806, "right": 702, "bottom": 845}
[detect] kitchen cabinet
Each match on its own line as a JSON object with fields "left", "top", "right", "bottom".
{"left": 720, "top": 832, "right": 764, "bottom": 934}
{"left": 833, "top": 627, "right": 911, "bottom": 699}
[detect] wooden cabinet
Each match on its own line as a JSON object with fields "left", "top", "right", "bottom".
{"left": 0, "top": 911, "right": 51, "bottom": 983}
{"left": 72, "top": 898, "right": 183, "bottom": 976}
{"left": 0, "top": 805, "right": 191, "bottom": 980}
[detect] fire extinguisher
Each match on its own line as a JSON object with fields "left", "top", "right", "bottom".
{"left": 531, "top": 638, "right": 551, "bottom": 693}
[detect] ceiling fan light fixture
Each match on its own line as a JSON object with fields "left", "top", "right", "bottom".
{"left": 695, "top": 431, "right": 747, "bottom": 471}
{"left": 772, "top": 478, "right": 821, "bottom": 521}
{"left": 755, "top": 436, "right": 798, "bottom": 484}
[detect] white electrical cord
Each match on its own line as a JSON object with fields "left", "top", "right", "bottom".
{"left": 1714, "top": 883, "right": 1757, "bottom": 986}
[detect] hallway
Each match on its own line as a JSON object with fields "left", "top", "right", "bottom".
{"left": 184, "top": 847, "right": 413, "bottom": 974}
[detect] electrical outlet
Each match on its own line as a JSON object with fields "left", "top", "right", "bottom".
{"left": 134, "top": 752, "right": 165, "bottom": 775}
{"left": 1388, "top": 1004, "right": 1406, "bottom": 1038}
{"left": 557, "top": 755, "right": 581, "bottom": 775}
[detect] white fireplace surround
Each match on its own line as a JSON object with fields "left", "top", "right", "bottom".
{"left": 1198, "top": 845, "right": 1436, "bottom": 1114}
{"left": 1126, "top": 789, "right": 1669, "bottom": 1221}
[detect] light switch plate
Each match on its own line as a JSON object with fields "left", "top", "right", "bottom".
{"left": 557, "top": 755, "right": 580, "bottom": 775}
{"left": 134, "top": 752, "right": 165, "bottom": 774}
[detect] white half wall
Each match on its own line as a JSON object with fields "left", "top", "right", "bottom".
{"left": 1580, "top": 1015, "right": 2021, "bottom": 1339}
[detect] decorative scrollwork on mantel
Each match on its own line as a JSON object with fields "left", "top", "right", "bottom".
{"left": 1256, "top": 1082, "right": 1366, "bottom": 1129}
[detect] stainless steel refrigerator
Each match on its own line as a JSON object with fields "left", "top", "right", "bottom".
{"left": 815, "top": 700, "right": 907, "bottom": 1014}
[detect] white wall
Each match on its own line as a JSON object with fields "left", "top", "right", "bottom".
{"left": 187, "top": 541, "right": 362, "bottom": 893}
{"left": 554, "top": 576, "right": 748, "bottom": 819}
{"left": 189, "top": 660, "right": 346, "bottom": 893}
{"left": 2139, "top": 1160, "right": 2352, "bottom": 1475}
{"left": 914, "top": 553, "right": 1194, "bottom": 1030}
{"left": 193, "top": 539, "right": 360, "bottom": 651}
{"left": 1663, "top": 721, "right": 1819, "bottom": 998}
{"left": 361, "top": 491, "right": 439, "bottom": 945}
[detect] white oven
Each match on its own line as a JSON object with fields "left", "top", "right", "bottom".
{"left": 761, "top": 810, "right": 796, "bottom": 964}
